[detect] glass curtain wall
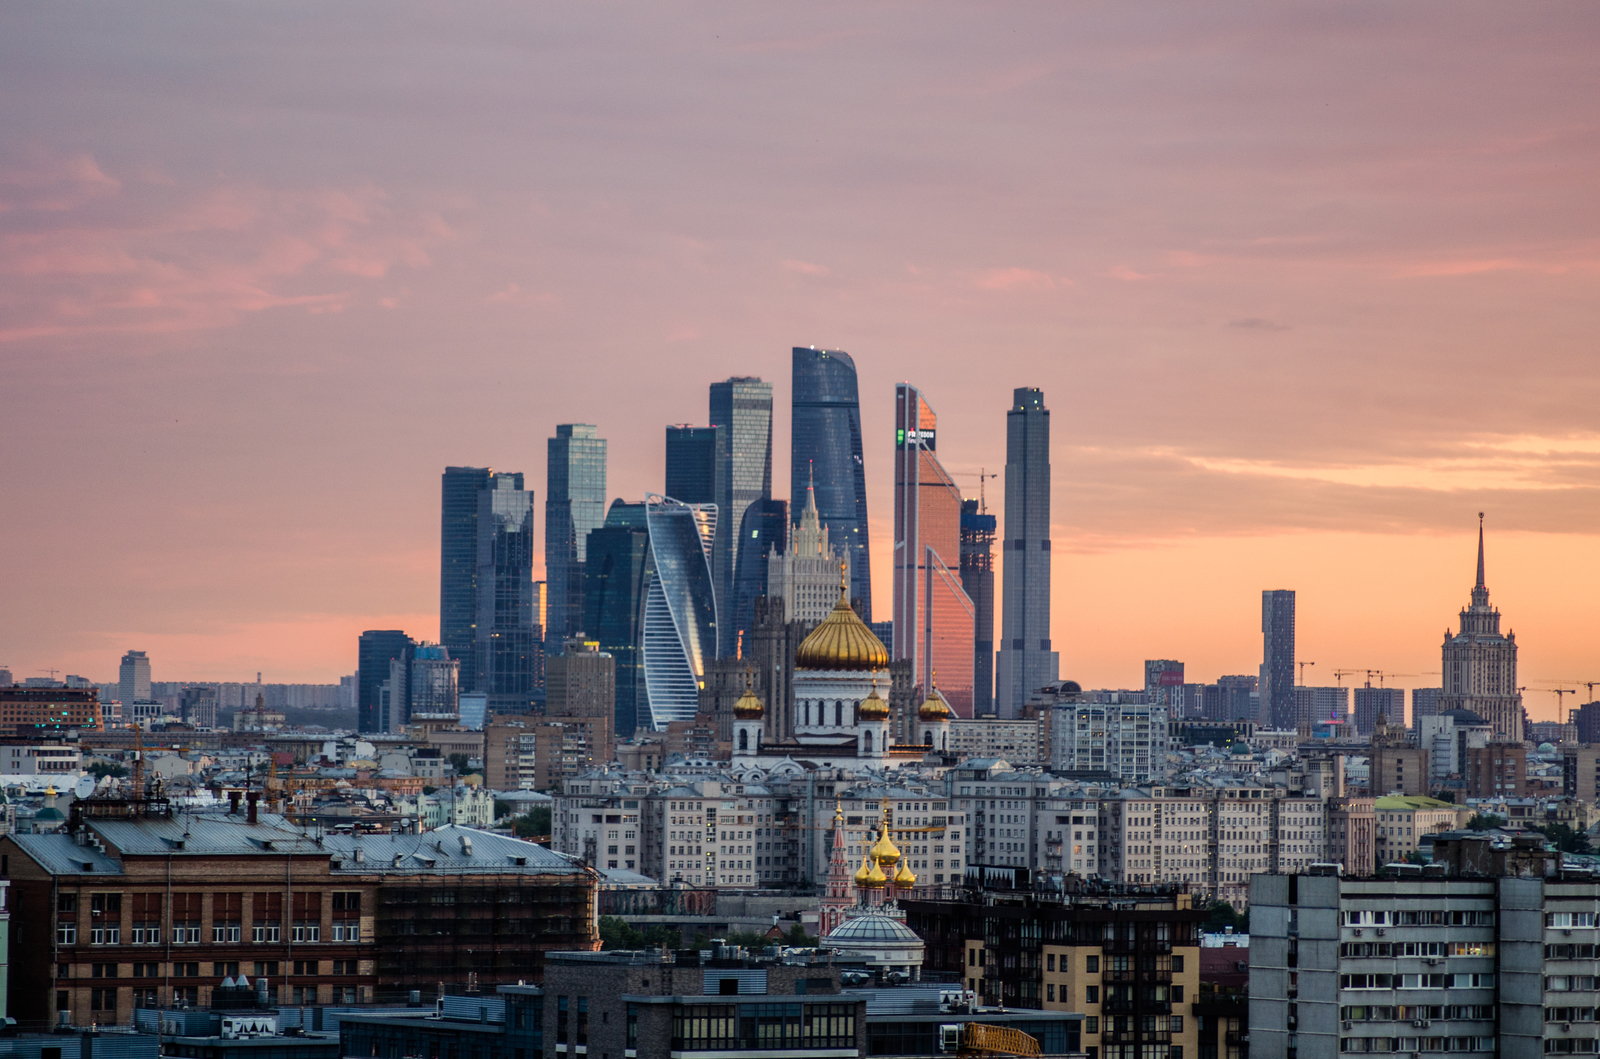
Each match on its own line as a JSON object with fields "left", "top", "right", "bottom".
{"left": 640, "top": 495, "right": 719, "bottom": 731}
{"left": 791, "top": 347, "right": 872, "bottom": 622}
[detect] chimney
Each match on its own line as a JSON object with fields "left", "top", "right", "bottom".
{"left": 246, "top": 791, "right": 260, "bottom": 824}
{"left": 229, "top": 791, "right": 241, "bottom": 815}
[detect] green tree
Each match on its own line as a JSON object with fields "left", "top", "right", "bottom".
{"left": 508, "top": 805, "right": 552, "bottom": 839}
{"left": 447, "top": 752, "right": 472, "bottom": 776}
{"left": 784, "top": 923, "right": 818, "bottom": 948}
{"left": 1465, "top": 813, "right": 1507, "bottom": 831}
{"left": 1531, "top": 823, "right": 1593, "bottom": 854}
{"left": 1432, "top": 790, "right": 1456, "bottom": 804}
{"left": 86, "top": 761, "right": 129, "bottom": 780}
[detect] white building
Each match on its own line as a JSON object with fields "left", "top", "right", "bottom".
{"left": 1051, "top": 699, "right": 1170, "bottom": 783}
{"left": 767, "top": 476, "right": 849, "bottom": 626}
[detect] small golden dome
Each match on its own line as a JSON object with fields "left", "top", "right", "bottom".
{"left": 795, "top": 570, "right": 888, "bottom": 671}
{"left": 894, "top": 861, "right": 916, "bottom": 887}
{"left": 865, "top": 859, "right": 887, "bottom": 888}
{"left": 871, "top": 824, "right": 901, "bottom": 866}
{"left": 858, "top": 685, "right": 889, "bottom": 721}
{"left": 918, "top": 691, "right": 949, "bottom": 721}
{"left": 854, "top": 855, "right": 874, "bottom": 886}
{"left": 733, "top": 685, "right": 764, "bottom": 719}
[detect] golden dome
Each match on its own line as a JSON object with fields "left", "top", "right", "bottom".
{"left": 733, "top": 685, "right": 764, "bottom": 719}
{"left": 894, "top": 861, "right": 916, "bottom": 887}
{"left": 854, "top": 855, "right": 874, "bottom": 887}
{"left": 871, "top": 824, "right": 901, "bottom": 866}
{"left": 918, "top": 691, "right": 949, "bottom": 721}
{"left": 795, "top": 572, "right": 888, "bottom": 671}
{"left": 858, "top": 685, "right": 889, "bottom": 721}
{"left": 865, "top": 859, "right": 887, "bottom": 888}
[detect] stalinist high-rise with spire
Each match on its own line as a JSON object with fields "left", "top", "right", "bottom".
{"left": 1439, "top": 514, "right": 1523, "bottom": 743}
{"left": 768, "top": 468, "right": 850, "bottom": 626}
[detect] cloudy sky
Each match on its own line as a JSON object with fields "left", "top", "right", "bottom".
{"left": 3, "top": 2, "right": 1598, "bottom": 715}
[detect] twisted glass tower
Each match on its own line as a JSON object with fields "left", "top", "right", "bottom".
{"left": 640, "top": 495, "right": 718, "bottom": 731}
{"left": 791, "top": 347, "right": 872, "bottom": 621}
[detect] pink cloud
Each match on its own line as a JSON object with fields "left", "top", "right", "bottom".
{"left": 783, "top": 258, "right": 830, "bottom": 276}
{"left": 976, "top": 267, "right": 1060, "bottom": 291}
{"left": 1107, "top": 264, "right": 1156, "bottom": 281}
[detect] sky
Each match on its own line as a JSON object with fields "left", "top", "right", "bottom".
{"left": 2, "top": 3, "right": 1598, "bottom": 719}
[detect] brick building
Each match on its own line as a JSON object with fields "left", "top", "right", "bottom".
{"left": 0, "top": 687, "right": 101, "bottom": 736}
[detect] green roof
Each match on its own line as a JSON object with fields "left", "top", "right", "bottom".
{"left": 1375, "top": 795, "right": 1458, "bottom": 811}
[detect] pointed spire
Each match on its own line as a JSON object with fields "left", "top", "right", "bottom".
{"left": 1476, "top": 511, "right": 1486, "bottom": 589}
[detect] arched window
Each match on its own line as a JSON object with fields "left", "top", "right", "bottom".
{"left": 835, "top": 701, "right": 843, "bottom": 727}
{"left": 862, "top": 731, "right": 873, "bottom": 752}
{"left": 738, "top": 730, "right": 748, "bottom": 751}
{"left": 924, "top": 730, "right": 933, "bottom": 746}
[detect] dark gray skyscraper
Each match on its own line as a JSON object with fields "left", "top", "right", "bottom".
{"left": 960, "top": 499, "right": 996, "bottom": 715}
{"left": 358, "top": 629, "right": 414, "bottom": 734}
{"left": 710, "top": 376, "right": 772, "bottom": 657}
{"left": 665, "top": 425, "right": 721, "bottom": 505}
{"left": 791, "top": 347, "right": 871, "bottom": 621}
{"left": 996, "top": 387, "right": 1057, "bottom": 716}
{"left": 1261, "top": 589, "right": 1297, "bottom": 729}
{"left": 440, "top": 466, "right": 492, "bottom": 671}
{"left": 545, "top": 424, "right": 607, "bottom": 653}
{"left": 476, "top": 472, "right": 539, "bottom": 714}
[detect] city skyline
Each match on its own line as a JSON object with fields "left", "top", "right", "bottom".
{"left": 3, "top": 6, "right": 1597, "bottom": 704}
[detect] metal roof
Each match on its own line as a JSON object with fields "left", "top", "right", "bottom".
{"left": 90, "top": 813, "right": 326, "bottom": 857}
{"left": 323, "top": 825, "right": 581, "bottom": 876}
{"left": 7, "top": 833, "right": 126, "bottom": 876}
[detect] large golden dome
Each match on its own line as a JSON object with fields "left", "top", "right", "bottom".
{"left": 894, "top": 861, "right": 916, "bottom": 887}
{"left": 871, "top": 824, "right": 901, "bottom": 866}
{"left": 865, "top": 859, "right": 887, "bottom": 888}
{"left": 795, "top": 575, "right": 888, "bottom": 671}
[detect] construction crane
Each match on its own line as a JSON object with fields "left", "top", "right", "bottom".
{"left": 1332, "top": 669, "right": 1363, "bottom": 688}
{"left": 127, "top": 723, "right": 144, "bottom": 796}
{"left": 1551, "top": 689, "right": 1576, "bottom": 714}
{"left": 1298, "top": 662, "right": 1316, "bottom": 684}
{"left": 940, "top": 1023, "right": 1041, "bottom": 1057}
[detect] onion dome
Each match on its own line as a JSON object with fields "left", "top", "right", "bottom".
{"left": 871, "top": 824, "right": 901, "bottom": 866}
{"left": 894, "top": 861, "right": 916, "bottom": 887}
{"left": 854, "top": 855, "right": 874, "bottom": 887}
{"left": 733, "top": 685, "right": 764, "bottom": 719}
{"left": 918, "top": 691, "right": 949, "bottom": 721}
{"left": 795, "top": 570, "right": 889, "bottom": 671}
{"left": 865, "top": 858, "right": 887, "bottom": 888}
{"left": 858, "top": 685, "right": 890, "bottom": 721}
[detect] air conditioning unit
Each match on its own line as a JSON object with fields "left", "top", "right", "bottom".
{"left": 1426, "top": 959, "right": 1440, "bottom": 966}
{"left": 1343, "top": 1021, "right": 1353, "bottom": 1031}
{"left": 1377, "top": 928, "right": 1386, "bottom": 936}
{"left": 1353, "top": 929, "right": 1363, "bottom": 937}
{"left": 1565, "top": 929, "right": 1575, "bottom": 936}
{"left": 1564, "top": 1024, "right": 1573, "bottom": 1033}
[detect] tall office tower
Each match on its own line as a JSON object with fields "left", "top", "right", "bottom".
{"left": 664, "top": 425, "right": 721, "bottom": 505}
{"left": 996, "top": 388, "right": 1057, "bottom": 717}
{"left": 584, "top": 500, "right": 650, "bottom": 739}
{"left": 474, "top": 472, "right": 540, "bottom": 715}
{"left": 547, "top": 638, "right": 617, "bottom": 767}
{"left": 1411, "top": 687, "right": 1442, "bottom": 736}
{"left": 639, "top": 495, "right": 718, "bottom": 731}
{"left": 408, "top": 643, "right": 461, "bottom": 719}
{"left": 729, "top": 497, "right": 787, "bottom": 653}
{"left": 357, "top": 630, "right": 414, "bottom": 733}
{"left": 1259, "top": 590, "right": 1296, "bottom": 729}
{"left": 1295, "top": 685, "right": 1351, "bottom": 731}
{"left": 1352, "top": 684, "right": 1405, "bottom": 736}
{"left": 440, "top": 466, "right": 493, "bottom": 675}
{"left": 1144, "top": 660, "right": 1185, "bottom": 714}
{"left": 118, "top": 650, "right": 151, "bottom": 705}
{"left": 893, "top": 383, "right": 976, "bottom": 716}
{"left": 1440, "top": 514, "right": 1523, "bottom": 743}
{"left": 960, "top": 499, "right": 997, "bottom": 715}
{"left": 768, "top": 478, "right": 846, "bottom": 626}
{"left": 710, "top": 377, "right": 773, "bottom": 658}
{"left": 545, "top": 425, "right": 607, "bottom": 654}
{"left": 791, "top": 347, "right": 872, "bottom": 621}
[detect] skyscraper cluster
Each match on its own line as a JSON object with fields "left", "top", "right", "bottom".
{"left": 356, "top": 345, "right": 1066, "bottom": 739}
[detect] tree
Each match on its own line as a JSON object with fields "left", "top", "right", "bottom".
{"left": 784, "top": 923, "right": 818, "bottom": 948}
{"left": 1432, "top": 790, "right": 1456, "bottom": 804}
{"left": 1531, "top": 823, "right": 1593, "bottom": 854}
{"left": 597, "top": 916, "right": 685, "bottom": 950}
{"left": 447, "top": 752, "right": 472, "bottom": 776}
{"left": 1200, "top": 898, "right": 1248, "bottom": 934}
{"left": 507, "top": 806, "right": 552, "bottom": 839}
{"left": 1465, "top": 813, "right": 1507, "bottom": 831}
{"left": 86, "top": 761, "right": 129, "bottom": 780}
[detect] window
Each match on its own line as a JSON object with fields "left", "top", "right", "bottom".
{"left": 57, "top": 925, "right": 77, "bottom": 945}
{"left": 1086, "top": 955, "right": 1100, "bottom": 973}
{"left": 1085, "top": 1017, "right": 1099, "bottom": 1035}
{"left": 213, "top": 962, "right": 240, "bottom": 977}
{"left": 1547, "top": 913, "right": 1598, "bottom": 929}
{"left": 1087, "top": 986, "right": 1099, "bottom": 1003}
{"left": 1172, "top": 955, "right": 1184, "bottom": 972}
{"left": 91, "top": 987, "right": 117, "bottom": 1012}
{"left": 1047, "top": 984, "right": 1055, "bottom": 1002}
{"left": 90, "top": 925, "right": 120, "bottom": 945}
{"left": 1170, "top": 1017, "right": 1184, "bottom": 1033}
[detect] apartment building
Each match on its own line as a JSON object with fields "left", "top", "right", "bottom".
{"left": 1051, "top": 700, "right": 1170, "bottom": 783}
{"left": 945, "top": 759, "right": 1102, "bottom": 876}
{"left": 1251, "top": 834, "right": 1600, "bottom": 1059}
{"left": 1373, "top": 795, "right": 1468, "bottom": 865}
{"left": 947, "top": 716, "right": 1048, "bottom": 766}
{"left": 904, "top": 884, "right": 1205, "bottom": 1059}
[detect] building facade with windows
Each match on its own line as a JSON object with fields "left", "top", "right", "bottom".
{"left": 791, "top": 347, "right": 872, "bottom": 623}
{"left": 544, "top": 424, "right": 607, "bottom": 653}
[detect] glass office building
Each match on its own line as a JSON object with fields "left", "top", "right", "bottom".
{"left": 960, "top": 498, "right": 997, "bottom": 716}
{"left": 893, "top": 383, "right": 976, "bottom": 717}
{"left": 729, "top": 497, "right": 788, "bottom": 655}
{"left": 475, "top": 472, "right": 540, "bottom": 714}
{"left": 709, "top": 377, "right": 773, "bottom": 657}
{"left": 665, "top": 425, "right": 721, "bottom": 505}
{"left": 995, "top": 387, "right": 1059, "bottom": 716}
{"left": 440, "top": 466, "right": 492, "bottom": 676}
{"left": 791, "top": 347, "right": 872, "bottom": 622}
{"left": 584, "top": 500, "right": 650, "bottom": 738}
{"left": 640, "top": 495, "right": 718, "bottom": 731}
{"left": 545, "top": 425, "right": 607, "bottom": 653}
{"left": 358, "top": 630, "right": 414, "bottom": 734}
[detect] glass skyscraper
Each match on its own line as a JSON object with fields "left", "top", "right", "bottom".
{"left": 358, "top": 629, "right": 414, "bottom": 734}
{"left": 545, "top": 425, "right": 607, "bottom": 654}
{"left": 791, "top": 347, "right": 872, "bottom": 621}
{"left": 960, "top": 499, "right": 997, "bottom": 716}
{"left": 640, "top": 494, "right": 718, "bottom": 731}
{"left": 709, "top": 376, "right": 773, "bottom": 658}
{"left": 729, "top": 497, "right": 788, "bottom": 655}
{"left": 584, "top": 499, "right": 650, "bottom": 738}
{"left": 893, "top": 383, "right": 976, "bottom": 716}
{"left": 996, "top": 387, "right": 1059, "bottom": 716}
{"left": 1261, "top": 589, "right": 1297, "bottom": 729}
{"left": 665, "top": 425, "right": 721, "bottom": 505}
{"left": 475, "top": 472, "right": 539, "bottom": 714}
{"left": 440, "top": 466, "right": 492, "bottom": 674}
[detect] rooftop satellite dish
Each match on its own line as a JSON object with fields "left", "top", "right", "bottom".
{"left": 74, "top": 776, "right": 96, "bottom": 800}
